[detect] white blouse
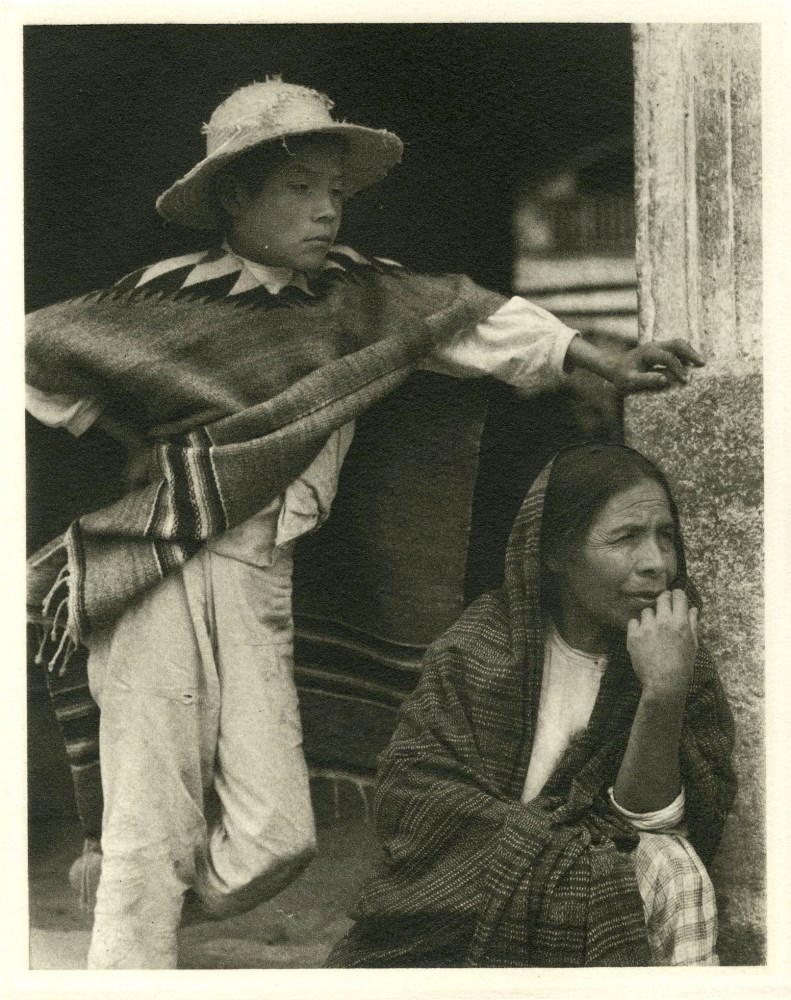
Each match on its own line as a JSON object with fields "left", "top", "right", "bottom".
{"left": 522, "top": 624, "right": 685, "bottom": 831}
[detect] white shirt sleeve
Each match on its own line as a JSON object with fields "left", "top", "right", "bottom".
{"left": 26, "top": 384, "right": 105, "bottom": 437}
{"left": 420, "top": 296, "right": 579, "bottom": 396}
{"left": 608, "top": 786, "right": 686, "bottom": 832}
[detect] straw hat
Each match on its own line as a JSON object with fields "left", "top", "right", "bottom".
{"left": 156, "top": 78, "right": 404, "bottom": 230}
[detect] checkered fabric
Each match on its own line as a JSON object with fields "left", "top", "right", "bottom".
{"left": 634, "top": 832, "right": 718, "bottom": 966}
{"left": 327, "top": 448, "right": 736, "bottom": 968}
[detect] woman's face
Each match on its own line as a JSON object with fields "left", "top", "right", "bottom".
{"left": 551, "top": 478, "right": 679, "bottom": 653}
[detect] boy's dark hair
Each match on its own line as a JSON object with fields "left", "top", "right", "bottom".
{"left": 212, "top": 133, "right": 349, "bottom": 233}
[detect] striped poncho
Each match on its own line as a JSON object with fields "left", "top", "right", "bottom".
{"left": 26, "top": 247, "right": 505, "bottom": 665}
{"left": 326, "top": 452, "right": 736, "bottom": 968}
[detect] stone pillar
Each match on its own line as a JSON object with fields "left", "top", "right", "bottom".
{"left": 627, "top": 23, "right": 763, "bottom": 964}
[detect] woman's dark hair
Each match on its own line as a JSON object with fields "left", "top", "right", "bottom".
{"left": 539, "top": 444, "right": 680, "bottom": 615}
{"left": 212, "top": 133, "right": 349, "bottom": 232}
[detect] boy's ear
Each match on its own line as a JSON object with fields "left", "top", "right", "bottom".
{"left": 215, "top": 174, "right": 245, "bottom": 218}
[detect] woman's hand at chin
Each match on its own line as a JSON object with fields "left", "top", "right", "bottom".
{"left": 614, "top": 589, "right": 697, "bottom": 812}
{"left": 626, "top": 589, "right": 698, "bottom": 707}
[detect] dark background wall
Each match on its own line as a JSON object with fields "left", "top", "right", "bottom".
{"left": 25, "top": 22, "right": 634, "bottom": 557}
{"left": 24, "top": 23, "right": 633, "bottom": 310}
{"left": 26, "top": 23, "right": 633, "bottom": 827}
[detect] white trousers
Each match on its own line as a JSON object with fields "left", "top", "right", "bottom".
{"left": 86, "top": 542, "right": 316, "bottom": 969}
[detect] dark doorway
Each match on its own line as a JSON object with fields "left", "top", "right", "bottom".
{"left": 25, "top": 21, "right": 634, "bottom": 810}
{"left": 24, "top": 23, "right": 633, "bottom": 308}
{"left": 26, "top": 29, "right": 636, "bottom": 966}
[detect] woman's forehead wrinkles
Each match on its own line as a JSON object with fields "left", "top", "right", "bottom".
{"left": 591, "top": 486, "right": 675, "bottom": 534}
{"left": 606, "top": 496, "right": 671, "bottom": 518}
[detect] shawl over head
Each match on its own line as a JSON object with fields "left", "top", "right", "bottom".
{"left": 26, "top": 249, "right": 505, "bottom": 666}
{"left": 327, "top": 446, "right": 736, "bottom": 968}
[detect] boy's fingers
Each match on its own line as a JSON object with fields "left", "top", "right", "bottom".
{"left": 625, "top": 371, "right": 669, "bottom": 392}
{"left": 640, "top": 345, "right": 690, "bottom": 384}
{"left": 657, "top": 338, "right": 706, "bottom": 367}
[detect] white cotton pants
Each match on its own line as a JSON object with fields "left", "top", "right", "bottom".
{"left": 85, "top": 542, "right": 316, "bottom": 969}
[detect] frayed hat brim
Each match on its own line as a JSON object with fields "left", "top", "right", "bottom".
{"left": 156, "top": 122, "right": 403, "bottom": 231}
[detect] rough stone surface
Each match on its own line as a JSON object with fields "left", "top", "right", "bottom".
{"left": 626, "top": 367, "right": 764, "bottom": 965}
{"left": 631, "top": 21, "right": 764, "bottom": 964}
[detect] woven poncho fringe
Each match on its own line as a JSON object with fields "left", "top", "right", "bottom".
{"left": 26, "top": 253, "right": 505, "bottom": 671}
{"left": 326, "top": 453, "right": 737, "bottom": 968}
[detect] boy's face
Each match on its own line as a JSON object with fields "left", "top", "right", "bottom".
{"left": 225, "top": 139, "right": 344, "bottom": 270}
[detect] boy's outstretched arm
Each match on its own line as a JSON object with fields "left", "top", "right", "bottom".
{"left": 423, "top": 296, "right": 703, "bottom": 397}
{"left": 564, "top": 335, "right": 705, "bottom": 393}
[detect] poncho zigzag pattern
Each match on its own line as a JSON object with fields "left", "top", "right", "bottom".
{"left": 26, "top": 247, "right": 506, "bottom": 668}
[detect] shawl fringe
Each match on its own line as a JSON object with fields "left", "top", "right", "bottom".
{"left": 327, "top": 448, "right": 736, "bottom": 968}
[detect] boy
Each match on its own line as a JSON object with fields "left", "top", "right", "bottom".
{"left": 26, "top": 78, "right": 702, "bottom": 969}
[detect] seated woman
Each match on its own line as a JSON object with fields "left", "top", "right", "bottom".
{"left": 326, "top": 443, "right": 736, "bottom": 968}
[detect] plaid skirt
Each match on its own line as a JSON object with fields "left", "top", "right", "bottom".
{"left": 634, "top": 831, "right": 718, "bottom": 965}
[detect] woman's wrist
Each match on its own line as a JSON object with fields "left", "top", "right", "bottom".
{"left": 637, "top": 684, "right": 687, "bottom": 720}
{"left": 614, "top": 694, "right": 685, "bottom": 812}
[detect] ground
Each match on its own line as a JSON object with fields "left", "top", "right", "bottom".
{"left": 29, "top": 810, "right": 381, "bottom": 970}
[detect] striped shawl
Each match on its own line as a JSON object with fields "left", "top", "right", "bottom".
{"left": 326, "top": 453, "right": 736, "bottom": 968}
{"left": 26, "top": 247, "right": 505, "bottom": 666}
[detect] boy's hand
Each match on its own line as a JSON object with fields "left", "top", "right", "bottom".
{"left": 605, "top": 339, "right": 705, "bottom": 394}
